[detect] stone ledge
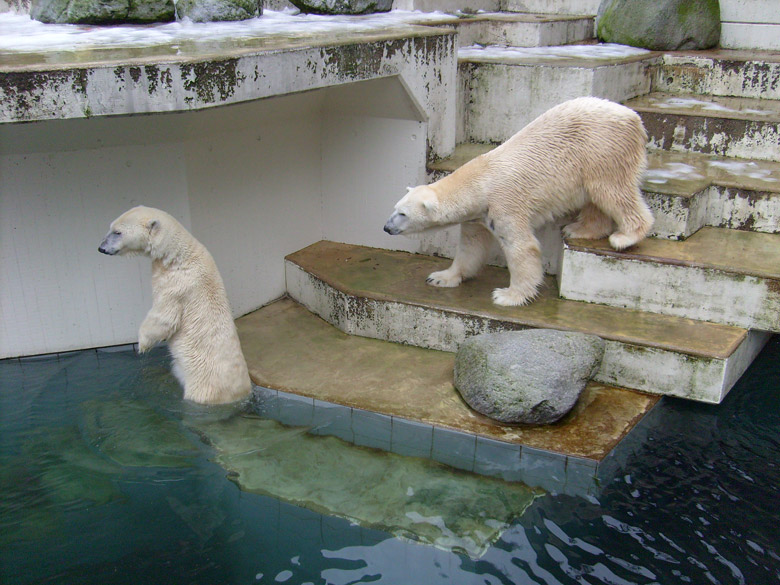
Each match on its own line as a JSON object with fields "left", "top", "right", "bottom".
{"left": 654, "top": 50, "right": 780, "bottom": 100}
{"left": 561, "top": 227, "right": 780, "bottom": 333}
{"left": 457, "top": 45, "right": 655, "bottom": 143}
{"left": 627, "top": 92, "right": 780, "bottom": 162}
{"left": 284, "top": 240, "right": 758, "bottom": 402}
{"left": 0, "top": 23, "right": 457, "bottom": 157}
{"left": 236, "top": 297, "right": 661, "bottom": 495}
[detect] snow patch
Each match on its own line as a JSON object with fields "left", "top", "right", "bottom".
{"left": 644, "top": 162, "right": 704, "bottom": 185}
{"left": 707, "top": 160, "right": 778, "bottom": 182}
{"left": 458, "top": 43, "right": 650, "bottom": 61}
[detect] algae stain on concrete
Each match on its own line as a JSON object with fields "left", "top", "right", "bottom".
{"left": 1, "top": 69, "right": 87, "bottom": 119}
{"left": 181, "top": 58, "right": 245, "bottom": 104}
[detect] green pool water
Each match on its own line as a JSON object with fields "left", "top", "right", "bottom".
{"left": 1, "top": 339, "right": 778, "bottom": 584}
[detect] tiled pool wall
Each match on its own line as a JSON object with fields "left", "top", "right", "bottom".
{"left": 251, "top": 385, "right": 665, "bottom": 498}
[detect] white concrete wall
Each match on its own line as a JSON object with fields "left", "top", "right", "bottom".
{"left": 720, "top": 0, "right": 780, "bottom": 50}
{"left": 1, "top": 77, "right": 428, "bottom": 358}
{"left": 1, "top": 139, "right": 191, "bottom": 357}
{"left": 184, "top": 92, "right": 324, "bottom": 318}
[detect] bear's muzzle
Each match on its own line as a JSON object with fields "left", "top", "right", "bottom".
{"left": 98, "top": 233, "right": 121, "bottom": 255}
{"left": 383, "top": 213, "right": 406, "bottom": 235}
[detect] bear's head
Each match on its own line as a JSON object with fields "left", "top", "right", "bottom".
{"left": 383, "top": 185, "right": 439, "bottom": 235}
{"left": 98, "top": 206, "right": 171, "bottom": 260}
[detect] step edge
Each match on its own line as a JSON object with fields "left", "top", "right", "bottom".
{"left": 285, "top": 243, "right": 748, "bottom": 360}
{"left": 564, "top": 238, "right": 780, "bottom": 281}
{"left": 627, "top": 92, "right": 780, "bottom": 123}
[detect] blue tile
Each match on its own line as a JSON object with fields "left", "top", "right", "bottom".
{"left": 563, "top": 456, "right": 599, "bottom": 497}
{"left": 352, "top": 409, "right": 392, "bottom": 451}
{"left": 519, "top": 446, "right": 567, "bottom": 492}
{"left": 250, "top": 386, "right": 280, "bottom": 420}
{"left": 277, "top": 391, "right": 315, "bottom": 427}
{"left": 432, "top": 426, "right": 476, "bottom": 472}
{"left": 391, "top": 417, "right": 434, "bottom": 459}
{"left": 474, "top": 436, "right": 522, "bottom": 480}
{"left": 311, "top": 399, "right": 353, "bottom": 443}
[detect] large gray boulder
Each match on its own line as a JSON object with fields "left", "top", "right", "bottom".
{"left": 454, "top": 330, "right": 606, "bottom": 425}
{"left": 597, "top": 0, "right": 720, "bottom": 51}
{"left": 31, "top": 0, "right": 175, "bottom": 23}
{"left": 289, "top": 0, "right": 391, "bottom": 15}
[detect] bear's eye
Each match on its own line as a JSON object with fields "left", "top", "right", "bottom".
{"left": 113, "top": 230, "right": 122, "bottom": 236}
{"left": 397, "top": 212, "right": 407, "bottom": 218}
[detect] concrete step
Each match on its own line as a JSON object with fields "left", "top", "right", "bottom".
{"left": 371, "top": 12, "right": 593, "bottom": 48}
{"left": 451, "top": 13, "right": 593, "bottom": 48}
{"left": 560, "top": 227, "right": 780, "bottom": 334}
{"left": 457, "top": 43, "right": 654, "bottom": 143}
{"left": 643, "top": 150, "right": 780, "bottom": 239}
{"left": 285, "top": 241, "right": 767, "bottom": 404}
{"left": 653, "top": 50, "right": 780, "bottom": 101}
{"left": 430, "top": 144, "right": 780, "bottom": 240}
{"left": 503, "top": 0, "right": 600, "bottom": 16}
{"left": 236, "top": 296, "right": 661, "bottom": 495}
{"left": 396, "top": 0, "right": 599, "bottom": 15}
{"left": 626, "top": 92, "right": 780, "bottom": 162}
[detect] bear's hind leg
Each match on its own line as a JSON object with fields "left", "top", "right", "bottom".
{"left": 427, "top": 222, "right": 493, "bottom": 287}
{"left": 588, "top": 183, "right": 654, "bottom": 251}
{"left": 563, "top": 203, "right": 614, "bottom": 240}
{"left": 607, "top": 191, "right": 654, "bottom": 250}
{"left": 492, "top": 230, "right": 544, "bottom": 306}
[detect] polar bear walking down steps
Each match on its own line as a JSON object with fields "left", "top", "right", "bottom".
{"left": 383, "top": 96, "right": 654, "bottom": 307}
{"left": 98, "top": 206, "right": 251, "bottom": 405}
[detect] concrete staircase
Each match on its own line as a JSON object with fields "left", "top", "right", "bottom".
{"left": 242, "top": 3, "right": 779, "bottom": 492}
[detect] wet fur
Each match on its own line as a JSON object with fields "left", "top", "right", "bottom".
{"left": 385, "top": 97, "right": 653, "bottom": 306}
{"left": 99, "top": 206, "right": 251, "bottom": 404}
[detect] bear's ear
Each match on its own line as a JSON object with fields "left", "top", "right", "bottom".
{"left": 147, "top": 219, "right": 159, "bottom": 234}
{"left": 420, "top": 189, "right": 438, "bottom": 213}
{"left": 406, "top": 186, "right": 414, "bottom": 192}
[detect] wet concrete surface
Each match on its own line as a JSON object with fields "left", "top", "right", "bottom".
{"left": 568, "top": 226, "right": 780, "bottom": 280}
{"left": 287, "top": 241, "right": 747, "bottom": 360}
{"left": 236, "top": 298, "right": 659, "bottom": 461}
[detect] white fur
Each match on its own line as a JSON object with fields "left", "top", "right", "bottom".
{"left": 384, "top": 97, "right": 654, "bottom": 306}
{"left": 99, "top": 206, "right": 251, "bottom": 404}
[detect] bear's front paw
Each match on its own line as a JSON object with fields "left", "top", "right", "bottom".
{"left": 137, "top": 327, "right": 158, "bottom": 353}
{"left": 492, "top": 287, "right": 534, "bottom": 307}
{"left": 137, "top": 336, "right": 154, "bottom": 353}
{"left": 426, "top": 269, "right": 462, "bottom": 288}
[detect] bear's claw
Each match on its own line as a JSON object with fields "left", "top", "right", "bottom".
{"left": 426, "top": 269, "right": 462, "bottom": 288}
{"left": 492, "top": 287, "right": 535, "bottom": 307}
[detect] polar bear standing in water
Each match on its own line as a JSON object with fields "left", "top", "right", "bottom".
{"left": 98, "top": 206, "right": 251, "bottom": 405}
{"left": 384, "top": 97, "right": 653, "bottom": 306}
